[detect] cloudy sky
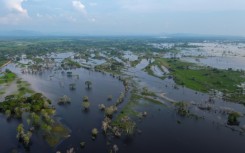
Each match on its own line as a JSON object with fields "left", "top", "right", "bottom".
{"left": 0, "top": 0, "right": 245, "bottom": 35}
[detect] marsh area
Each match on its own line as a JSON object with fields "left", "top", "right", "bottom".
{"left": 0, "top": 37, "right": 245, "bottom": 153}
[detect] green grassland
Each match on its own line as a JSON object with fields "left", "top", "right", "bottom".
{"left": 145, "top": 58, "right": 245, "bottom": 104}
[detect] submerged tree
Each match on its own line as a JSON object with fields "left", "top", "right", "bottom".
{"left": 16, "top": 124, "right": 25, "bottom": 140}
{"left": 120, "top": 116, "right": 136, "bottom": 135}
{"left": 227, "top": 112, "right": 240, "bottom": 125}
{"left": 5, "top": 109, "right": 11, "bottom": 118}
{"left": 82, "top": 96, "right": 90, "bottom": 110}
{"left": 16, "top": 124, "right": 32, "bottom": 146}
{"left": 58, "top": 95, "right": 71, "bottom": 105}
{"left": 23, "top": 131, "right": 32, "bottom": 146}
{"left": 101, "top": 117, "right": 111, "bottom": 134}
{"left": 113, "top": 144, "right": 119, "bottom": 153}
{"left": 69, "top": 83, "right": 76, "bottom": 90}
{"left": 82, "top": 101, "right": 90, "bottom": 110}
{"left": 91, "top": 128, "right": 99, "bottom": 140}
{"left": 85, "top": 81, "right": 92, "bottom": 89}
{"left": 83, "top": 96, "right": 89, "bottom": 102}
{"left": 107, "top": 95, "right": 113, "bottom": 101}
{"left": 105, "top": 106, "right": 117, "bottom": 118}
{"left": 98, "top": 104, "right": 106, "bottom": 111}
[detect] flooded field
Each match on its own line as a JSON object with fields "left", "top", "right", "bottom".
{"left": 0, "top": 37, "right": 245, "bottom": 153}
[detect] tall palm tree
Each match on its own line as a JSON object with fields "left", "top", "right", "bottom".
{"left": 85, "top": 81, "right": 92, "bottom": 89}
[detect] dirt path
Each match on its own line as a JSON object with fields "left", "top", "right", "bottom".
{"left": 158, "top": 93, "right": 176, "bottom": 103}
{"left": 0, "top": 60, "right": 12, "bottom": 69}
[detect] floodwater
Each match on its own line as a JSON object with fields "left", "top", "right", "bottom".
{"left": 0, "top": 53, "right": 124, "bottom": 153}
{"left": 114, "top": 102, "right": 245, "bottom": 153}
{"left": 182, "top": 56, "right": 245, "bottom": 70}
{"left": 1, "top": 50, "right": 245, "bottom": 153}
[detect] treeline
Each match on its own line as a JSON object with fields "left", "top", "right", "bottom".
{"left": 0, "top": 37, "right": 172, "bottom": 66}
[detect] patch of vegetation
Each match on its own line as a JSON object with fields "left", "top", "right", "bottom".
{"left": 141, "top": 87, "right": 156, "bottom": 97}
{"left": 0, "top": 93, "right": 50, "bottom": 118}
{"left": 227, "top": 112, "right": 241, "bottom": 126}
{"left": 61, "top": 58, "right": 81, "bottom": 69}
{"left": 112, "top": 92, "right": 141, "bottom": 125}
{"left": 16, "top": 79, "right": 34, "bottom": 96}
{"left": 44, "top": 122, "right": 70, "bottom": 147}
{"left": 58, "top": 95, "right": 71, "bottom": 105}
{"left": 95, "top": 59, "right": 124, "bottom": 75}
{"left": 0, "top": 93, "right": 70, "bottom": 147}
{"left": 144, "top": 59, "right": 169, "bottom": 79}
{"left": 174, "top": 102, "right": 190, "bottom": 117}
{"left": 16, "top": 124, "right": 32, "bottom": 147}
{"left": 85, "top": 80, "right": 92, "bottom": 89}
{"left": 82, "top": 96, "right": 90, "bottom": 110}
{"left": 146, "top": 58, "right": 245, "bottom": 104}
{"left": 0, "top": 69, "right": 16, "bottom": 84}
{"left": 130, "top": 58, "right": 142, "bottom": 67}
{"left": 91, "top": 128, "right": 99, "bottom": 140}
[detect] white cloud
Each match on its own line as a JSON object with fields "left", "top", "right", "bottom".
{"left": 6, "top": 0, "right": 28, "bottom": 14}
{"left": 0, "top": 0, "right": 29, "bottom": 24}
{"left": 118, "top": 0, "right": 245, "bottom": 12}
{"left": 72, "top": 0, "right": 87, "bottom": 16}
{"left": 71, "top": 0, "right": 96, "bottom": 22}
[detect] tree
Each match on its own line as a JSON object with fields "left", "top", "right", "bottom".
{"left": 83, "top": 96, "right": 89, "bottom": 102}
{"left": 67, "top": 72, "right": 72, "bottom": 77}
{"left": 91, "top": 128, "right": 98, "bottom": 139}
{"left": 105, "top": 106, "right": 117, "bottom": 118}
{"left": 113, "top": 144, "right": 119, "bottom": 153}
{"left": 120, "top": 116, "right": 136, "bottom": 135}
{"left": 102, "top": 117, "right": 111, "bottom": 134}
{"left": 58, "top": 95, "right": 71, "bottom": 105}
{"left": 5, "top": 110, "right": 11, "bottom": 118}
{"left": 85, "top": 81, "right": 92, "bottom": 89}
{"left": 23, "top": 134, "right": 30, "bottom": 145}
{"left": 98, "top": 104, "right": 106, "bottom": 111}
{"left": 107, "top": 95, "right": 113, "bottom": 101}
{"left": 16, "top": 124, "right": 24, "bottom": 139}
{"left": 69, "top": 83, "right": 76, "bottom": 90}
{"left": 16, "top": 124, "right": 32, "bottom": 146}
{"left": 228, "top": 112, "right": 240, "bottom": 125}
{"left": 31, "top": 112, "right": 40, "bottom": 126}
{"left": 82, "top": 101, "right": 90, "bottom": 110}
